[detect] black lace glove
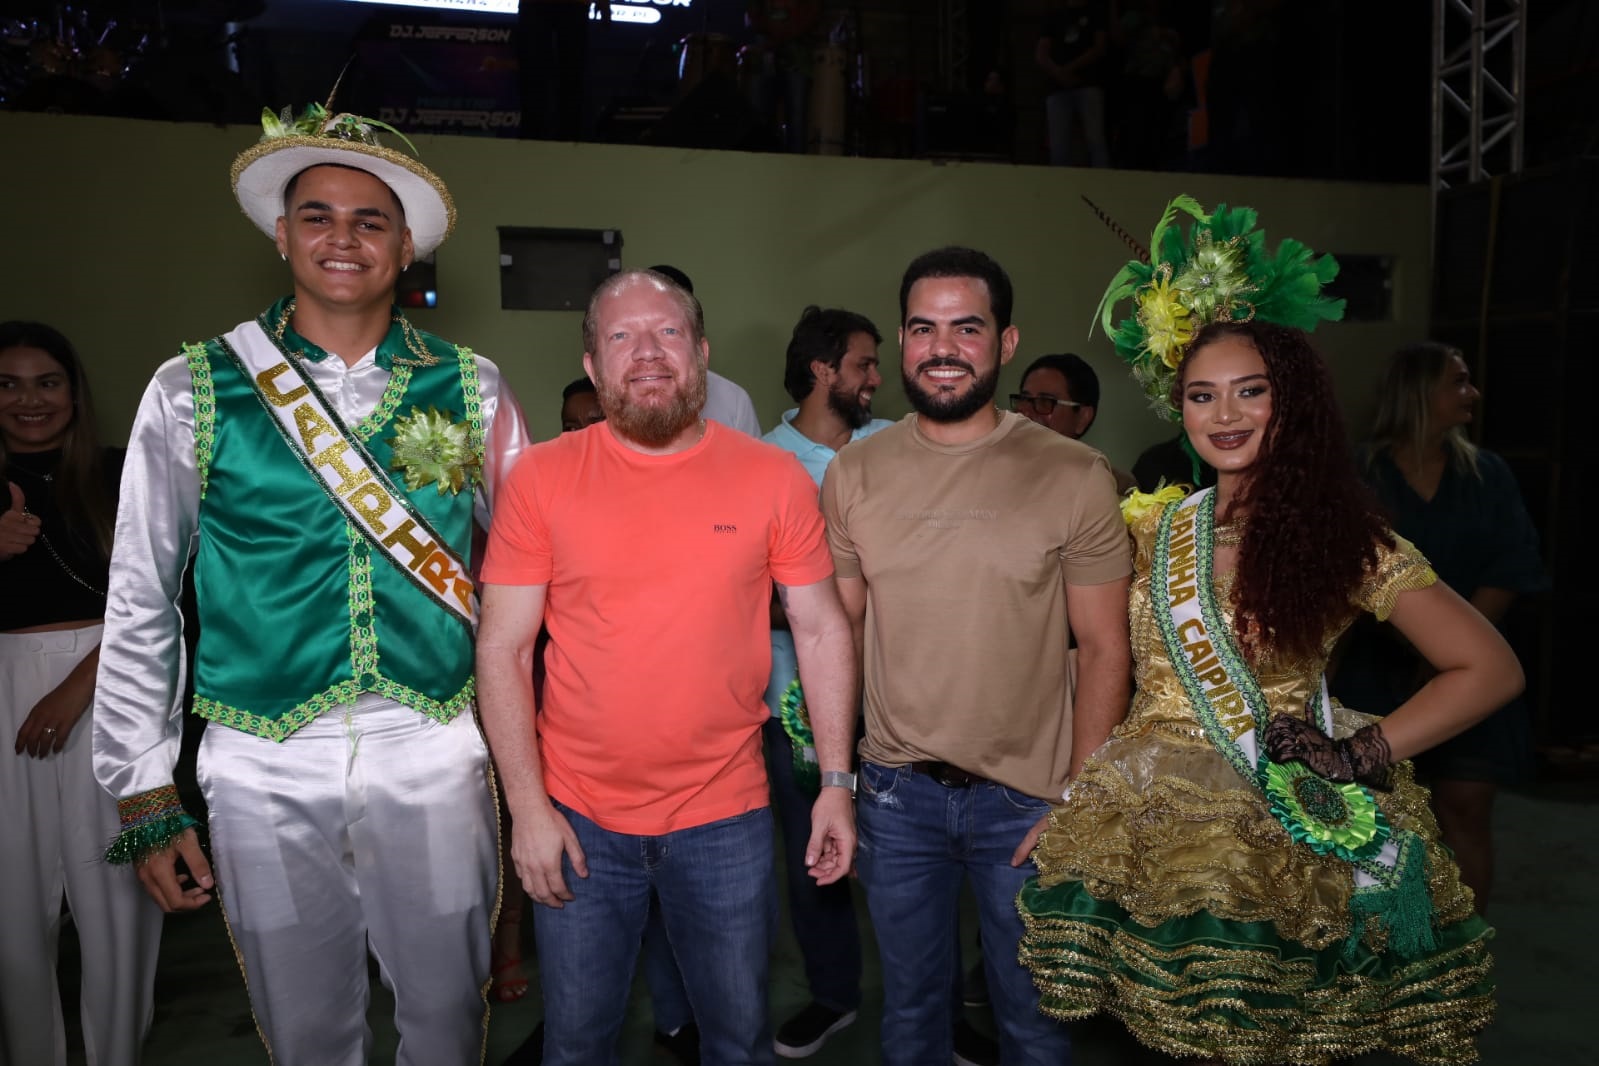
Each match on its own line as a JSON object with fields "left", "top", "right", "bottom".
{"left": 1264, "top": 714, "right": 1393, "bottom": 791}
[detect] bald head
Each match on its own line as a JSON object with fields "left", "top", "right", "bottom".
{"left": 582, "top": 269, "right": 705, "bottom": 354}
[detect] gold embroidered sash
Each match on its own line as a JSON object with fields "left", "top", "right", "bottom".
{"left": 220, "top": 320, "right": 477, "bottom": 629}
{"left": 1152, "top": 489, "right": 1410, "bottom": 893}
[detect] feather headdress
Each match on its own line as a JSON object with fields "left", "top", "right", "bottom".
{"left": 1091, "top": 197, "right": 1345, "bottom": 421}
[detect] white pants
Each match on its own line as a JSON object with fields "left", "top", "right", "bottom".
{"left": 196, "top": 698, "right": 499, "bottom": 1066}
{"left": 0, "top": 625, "right": 162, "bottom": 1066}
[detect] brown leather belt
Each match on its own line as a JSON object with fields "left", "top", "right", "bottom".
{"left": 910, "top": 761, "right": 988, "bottom": 788}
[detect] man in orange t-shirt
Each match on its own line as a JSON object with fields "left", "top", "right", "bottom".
{"left": 477, "top": 269, "right": 858, "bottom": 1066}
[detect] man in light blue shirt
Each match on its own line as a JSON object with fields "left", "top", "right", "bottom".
{"left": 761, "top": 306, "right": 890, "bottom": 1058}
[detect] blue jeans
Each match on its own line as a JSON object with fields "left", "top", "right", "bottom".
{"left": 857, "top": 762, "right": 1072, "bottom": 1066}
{"left": 642, "top": 895, "right": 694, "bottom": 1034}
{"left": 532, "top": 802, "right": 778, "bottom": 1066}
{"left": 762, "top": 718, "right": 863, "bottom": 1012}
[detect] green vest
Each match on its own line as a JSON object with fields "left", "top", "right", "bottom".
{"left": 184, "top": 299, "right": 482, "bottom": 740}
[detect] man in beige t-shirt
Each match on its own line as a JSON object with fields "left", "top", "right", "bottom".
{"left": 820, "top": 246, "right": 1131, "bottom": 1066}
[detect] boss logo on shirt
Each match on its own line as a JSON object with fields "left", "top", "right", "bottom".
{"left": 713, "top": 524, "right": 738, "bottom": 533}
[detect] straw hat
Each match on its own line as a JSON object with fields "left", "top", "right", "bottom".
{"left": 231, "top": 105, "right": 456, "bottom": 257}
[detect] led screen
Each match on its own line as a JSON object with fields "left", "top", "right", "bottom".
{"left": 333, "top": 1, "right": 688, "bottom": 19}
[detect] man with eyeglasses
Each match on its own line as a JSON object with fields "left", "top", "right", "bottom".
{"left": 1010, "top": 352, "right": 1136, "bottom": 494}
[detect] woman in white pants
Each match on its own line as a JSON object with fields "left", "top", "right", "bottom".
{"left": 0, "top": 321, "right": 162, "bottom": 1066}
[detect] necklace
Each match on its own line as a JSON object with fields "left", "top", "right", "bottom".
{"left": 1214, "top": 521, "right": 1244, "bottom": 548}
{"left": 36, "top": 531, "right": 106, "bottom": 596}
{"left": 271, "top": 299, "right": 437, "bottom": 366}
{"left": 8, "top": 452, "right": 106, "bottom": 595}
{"left": 18, "top": 499, "right": 106, "bottom": 597}
{"left": 6, "top": 454, "right": 56, "bottom": 482}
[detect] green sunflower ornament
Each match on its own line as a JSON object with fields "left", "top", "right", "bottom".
{"left": 388, "top": 406, "right": 483, "bottom": 495}
{"left": 1262, "top": 759, "right": 1391, "bottom": 863}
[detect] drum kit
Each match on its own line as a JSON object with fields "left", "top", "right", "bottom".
{"left": 668, "top": 0, "right": 851, "bottom": 154}
{"left": 674, "top": 31, "right": 736, "bottom": 96}
{"left": 1, "top": 0, "right": 260, "bottom": 111}
{"left": 7, "top": 0, "right": 860, "bottom": 156}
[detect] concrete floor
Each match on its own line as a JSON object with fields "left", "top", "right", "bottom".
{"left": 59, "top": 781, "right": 1599, "bottom": 1065}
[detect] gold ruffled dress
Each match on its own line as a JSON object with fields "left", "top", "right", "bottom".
{"left": 1018, "top": 512, "right": 1495, "bottom": 1064}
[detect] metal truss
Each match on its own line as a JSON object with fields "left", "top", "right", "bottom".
{"left": 1432, "top": 0, "right": 1528, "bottom": 189}
{"left": 937, "top": 0, "right": 968, "bottom": 92}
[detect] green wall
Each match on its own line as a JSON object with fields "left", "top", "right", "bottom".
{"left": 2, "top": 111, "right": 1430, "bottom": 463}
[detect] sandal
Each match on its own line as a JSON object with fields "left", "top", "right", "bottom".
{"left": 491, "top": 956, "right": 530, "bottom": 1003}
{"left": 491, "top": 908, "right": 529, "bottom": 1003}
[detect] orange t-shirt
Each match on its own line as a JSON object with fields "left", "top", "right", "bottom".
{"left": 481, "top": 421, "right": 834, "bottom": 835}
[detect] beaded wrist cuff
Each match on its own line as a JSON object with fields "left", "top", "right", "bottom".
{"left": 105, "top": 784, "right": 199, "bottom": 865}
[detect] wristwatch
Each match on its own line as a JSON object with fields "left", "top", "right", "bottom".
{"left": 819, "top": 770, "right": 858, "bottom": 797}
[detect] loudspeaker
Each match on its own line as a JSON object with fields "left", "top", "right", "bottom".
{"left": 641, "top": 73, "right": 776, "bottom": 152}
{"left": 1432, "top": 161, "right": 1596, "bottom": 752}
{"left": 916, "top": 91, "right": 1012, "bottom": 161}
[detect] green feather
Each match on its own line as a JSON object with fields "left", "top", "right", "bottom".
{"left": 1148, "top": 195, "right": 1209, "bottom": 263}
{"left": 1252, "top": 239, "right": 1345, "bottom": 329}
{"left": 359, "top": 116, "right": 420, "bottom": 155}
{"left": 256, "top": 99, "right": 421, "bottom": 157}
{"left": 1089, "top": 194, "right": 1344, "bottom": 424}
{"left": 1091, "top": 263, "right": 1145, "bottom": 339}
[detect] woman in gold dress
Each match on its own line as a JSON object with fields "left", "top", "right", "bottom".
{"left": 1018, "top": 203, "right": 1521, "bottom": 1065}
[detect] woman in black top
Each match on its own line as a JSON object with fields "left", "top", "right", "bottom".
{"left": 1333, "top": 342, "right": 1546, "bottom": 914}
{"left": 0, "top": 321, "right": 161, "bottom": 1066}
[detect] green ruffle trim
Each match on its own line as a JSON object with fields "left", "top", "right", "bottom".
{"left": 1018, "top": 877, "right": 1494, "bottom": 1065}
{"left": 184, "top": 342, "right": 216, "bottom": 499}
{"left": 193, "top": 675, "right": 475, "bottom": 741}
{"left": 106, "top": 811, "right": 200, "bottom": 866}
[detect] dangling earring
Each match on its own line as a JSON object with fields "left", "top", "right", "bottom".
{"left": 402, "top": 264, "right": 410, "bottom": 273}
{"left": 280, "top": 253, "right": 287, "bottom": 261}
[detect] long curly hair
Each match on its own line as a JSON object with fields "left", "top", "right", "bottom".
{"left": 1176, "top": 321, "right": 1392, "bottom": 660}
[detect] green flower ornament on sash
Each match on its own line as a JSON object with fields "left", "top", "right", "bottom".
{"left": 1151, "top": 488, "right": 1437, "bottom": 959}
{"left": 1263, "top": 760, "right": 1391, "bottom": 863}
{"left": 389, "top": 405, "right": 483, "bottom": 495}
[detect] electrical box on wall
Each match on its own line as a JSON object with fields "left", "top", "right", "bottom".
{"left": 498, "top": 227, "right": 623, "bottom": 311}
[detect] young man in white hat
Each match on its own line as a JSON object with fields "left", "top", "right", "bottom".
{"left": 92, "top": 106, "right": 530, "bottom": 1065}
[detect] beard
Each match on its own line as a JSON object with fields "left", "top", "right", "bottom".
{"left": 902, "top": 357, "right": 1001, "bottom": 424}
{"left": 598, "top": 362, "right": 709, "bottom": 447}
{"left": 826, "top": 380, "right": 874, "bottom": 430}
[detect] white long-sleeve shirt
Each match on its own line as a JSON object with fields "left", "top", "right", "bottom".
{"left": 92, "top": 335, "right": 530, "bottom": 804}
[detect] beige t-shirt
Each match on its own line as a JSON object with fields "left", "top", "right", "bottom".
{"left": 821, "top": 412, "right": 1131, "bottom": 800}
